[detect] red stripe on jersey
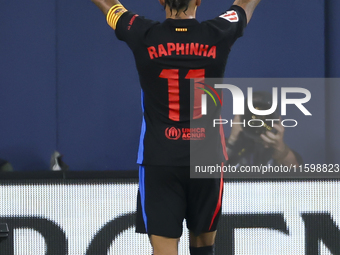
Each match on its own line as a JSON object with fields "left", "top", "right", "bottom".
{"left": 209, "top": 164, "right": 224, "bottom": 231}
{"left": 185, "top": 69, "right": 205, "bottom": 119}
{"left": 219, "top": 116, "right": 228, "bottom": 161}
{"left": 218, "top": 92, "right": 228, "bottom": 161}
{"left": 160, "top": 69, "right": 180, "bottom": 121}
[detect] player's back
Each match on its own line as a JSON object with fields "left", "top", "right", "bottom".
{"left": 112, "top": 5, "right": 247, "bottom": 165}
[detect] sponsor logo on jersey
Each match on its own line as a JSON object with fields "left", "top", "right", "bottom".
{"left": 165, "top": 127, "right": 206, "bottom": 140}
{"left": 165, "top": 127, "right": 181, "bottom": 140}
{"left": 219, "top": 10, "right": 239, "bottom": 22}
{"left": 182, "top": 128, "right": 206, "bottom": 140}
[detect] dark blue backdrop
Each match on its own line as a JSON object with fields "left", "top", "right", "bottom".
{"left": 0, "top": 0, "right": 337, "bottom": 171}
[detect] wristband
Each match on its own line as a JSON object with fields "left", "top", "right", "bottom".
{"left": 106, "top": 4, "right": 127, "bottom": 30}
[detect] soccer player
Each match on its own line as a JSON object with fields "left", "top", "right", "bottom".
{"left": 91, "top": 0, "right": 261, "bottom": 254}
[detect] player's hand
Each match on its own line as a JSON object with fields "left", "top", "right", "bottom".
{"left": 260, "top": 121, "right": 287, "bottom": 158}
{"left": 91, "top": 0, "right": 121, "bottom": 16}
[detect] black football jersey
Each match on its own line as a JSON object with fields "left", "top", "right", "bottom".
{"left": 113, "top": 5, "right": 247, "bottom": 166}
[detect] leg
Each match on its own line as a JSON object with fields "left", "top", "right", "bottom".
{"left": 150, "top": 235, "right": 180, "bottom": 255}
{"left": 189, "top": 231, "right": 216, "bottom": 255}
{"left": 136, "top": 165, "right": 188, "bottom": 254}
{"left": 189, "top": 231, "right": 216, "bottom": 247}
{"left": 186, "top": 170, "right": 224, "bottom": 255}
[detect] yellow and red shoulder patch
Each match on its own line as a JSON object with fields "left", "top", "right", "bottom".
{"left": 106, "top": 4, "right": 127, "bottom": 30}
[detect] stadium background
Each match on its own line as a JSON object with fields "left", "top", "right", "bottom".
{"left": 1, "top": 0, "right": 339, "bottom": 170}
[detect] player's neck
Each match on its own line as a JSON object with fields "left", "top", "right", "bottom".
{"left": 165, "top": 6, "right": 197, "bottom": 19}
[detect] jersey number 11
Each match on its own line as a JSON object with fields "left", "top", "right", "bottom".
{"left": 159, "top": 69, "right": 205, "bottom": 121}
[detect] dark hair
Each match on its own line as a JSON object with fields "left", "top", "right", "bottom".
{"left": 164, "top": 0, "right": 191, "bottom": 15}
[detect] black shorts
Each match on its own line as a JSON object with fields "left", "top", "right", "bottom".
{"left": 136, "top": 165, "right": 223, "bottom": 238}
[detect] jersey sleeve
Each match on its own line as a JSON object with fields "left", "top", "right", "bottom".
{"left": 106, "top": 4, "right": 158, "bottom": 50}
{"left": 204, "top": 5, "right": 247, "bottom": 47}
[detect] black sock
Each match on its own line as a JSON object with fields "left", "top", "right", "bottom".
{"left": 189, "top": 245, "right": 214, "bottom": 255}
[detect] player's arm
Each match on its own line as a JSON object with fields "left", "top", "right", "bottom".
{"left": 91, "top": 0, "right": 121, "bottom": 16}
{"left": 233, "top": 0, "right": 261, "bottom": 23}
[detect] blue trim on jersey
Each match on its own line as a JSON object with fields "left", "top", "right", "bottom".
{"left": 139, "top": 165, "right": 148, "bottom": 232}
{"left": 137, "top": 90, "right": 146, "bottom": 164}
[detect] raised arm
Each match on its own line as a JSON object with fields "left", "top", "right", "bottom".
{"left": 91, "top": 0, "right": 121, "bottom": 15}
{"left": 233, "top": 0, "right": 261, "bottom": 23}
